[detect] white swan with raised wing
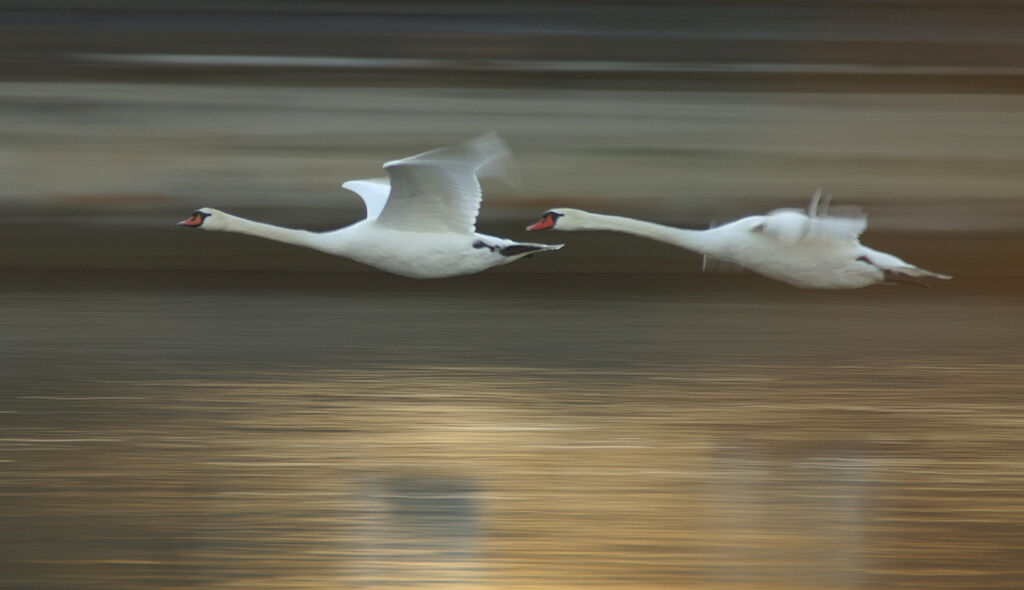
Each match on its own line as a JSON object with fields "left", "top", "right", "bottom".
{"left": 527, "top": 192, "right": 950, "bottom": 289}
{"left": 179, "top": 134, "right": 562, "bottom": 278}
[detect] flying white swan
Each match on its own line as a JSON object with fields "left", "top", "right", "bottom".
{"left": 178, "top": 133, "right": 562, "bottom": 279}
{"left": 526, "top": 191, "right": 951, "bottom": 289}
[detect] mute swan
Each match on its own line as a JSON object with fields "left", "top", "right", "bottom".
{"left": 527, "top": 192, "right": 951, "bottom": 289}
{"left": 179, "top": 133, "right": 562, "bottom": 279}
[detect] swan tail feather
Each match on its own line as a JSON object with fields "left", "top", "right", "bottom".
{"left": 895, "top": 266, "right": 953, "bottom": 280}
{"left": 883, "top": 266, "right": 953, "bottom": 287}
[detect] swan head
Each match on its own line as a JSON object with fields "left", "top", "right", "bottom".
{"left": 178, "top": 208, "right": 225, "bottom": 230}
{"left": 526, "top": 208, "right": 585, "bottom": 231}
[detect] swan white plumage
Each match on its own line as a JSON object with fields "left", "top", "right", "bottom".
{"left": 527, "top": 191, "right": 951, "bottom": 289}
{"left": 178, "top": 133, "right": 562, "bottom": 279}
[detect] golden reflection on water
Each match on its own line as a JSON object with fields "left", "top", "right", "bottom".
{"left": 6, "top": 361, "right": 1023, "bottom": 589}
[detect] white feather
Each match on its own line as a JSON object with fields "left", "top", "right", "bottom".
{"left": 378, "top": 132, "right": 512, "bottom": 233}
{"left": 340, "top": 177, "right": 390, "bottom": 220}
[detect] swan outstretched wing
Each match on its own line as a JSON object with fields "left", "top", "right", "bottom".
{"left": 759, "top": 189, "right": 867, "bottom": 244}
{"left": 758, "top": 209, "right": 867, "bottom": 244}
{"left": 376, "top": 133, "right": 514, "bottom": 233}
{"left": 809, "top": 211, "right": 867, "bottom": 241}
{"left": 341, "top": 178, "right": 391, "bottom": 220}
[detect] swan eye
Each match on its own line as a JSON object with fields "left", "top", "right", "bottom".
{"left": 542, "top": 211, "right": 565, "bottom": 227}
{"left": 526, "top": 211, "right": 562, "bottom": 231}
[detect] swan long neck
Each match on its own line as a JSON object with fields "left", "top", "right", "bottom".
{"left": 571, "top": 211, "right": 718, "bottom": 254}
{"left": 216, "top": 212, "right": 323, "bottom": 250}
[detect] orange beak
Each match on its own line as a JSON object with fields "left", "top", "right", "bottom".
{"left": 526, "top": 217, "right": 554, "bottom": 231}
{"left": 178, "top": 214, "right": 202, "bottom": 227}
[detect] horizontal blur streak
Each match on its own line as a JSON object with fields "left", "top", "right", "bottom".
{"left": 2, "top": 83, "right": 1024, "bottom": 233}
{"left": 76, "top": 53, "right": 1024, "bottom": 77}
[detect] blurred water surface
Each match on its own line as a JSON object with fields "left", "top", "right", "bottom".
{"left": 2, "top": 283, "right": 1024, "bottom": 589}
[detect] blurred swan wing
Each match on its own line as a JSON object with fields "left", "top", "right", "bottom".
{"left": 377, "top": 133, "right": 514, "bottom": 233}
{"left": 341, "top": 177, "right": 391, "bottom": 220}
{"left": 809, "top": 209, "right": 867, "bottom": 240}
{"left": 757, "top": 207, "right": 867, "bottom": 244}
{"left": 803, "top": 189, "right": 866, "bottom": 240}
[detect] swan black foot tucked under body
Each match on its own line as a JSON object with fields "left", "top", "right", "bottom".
{"left": 473, "top": 240, "right": 552, "bottom": 257}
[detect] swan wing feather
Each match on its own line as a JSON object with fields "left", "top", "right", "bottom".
{"left": 810, "top": 212, "right": 867, "bottom": 240}
{"left": 341, "top": 178, "right": 391, "bottom": 220}
{"left": 758, "top": 207, "right": 867, "bottom": 244}
{"left": 377, "top": 133, "right": 513, "bottom": 233}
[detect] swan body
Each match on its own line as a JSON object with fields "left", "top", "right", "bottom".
{"left": 527, "top": 194, "right": 951, "bottom": 289}
{"left": 179, "top": 134, "right": 562, "bottom": 279}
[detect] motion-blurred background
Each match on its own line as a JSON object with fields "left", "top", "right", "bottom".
{"left": 2, "top": 2, "right": 1023, "bottom": 589}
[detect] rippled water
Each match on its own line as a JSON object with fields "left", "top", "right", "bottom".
{"left": 2, "top": 283, "right": 1023, "bottom": 589}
